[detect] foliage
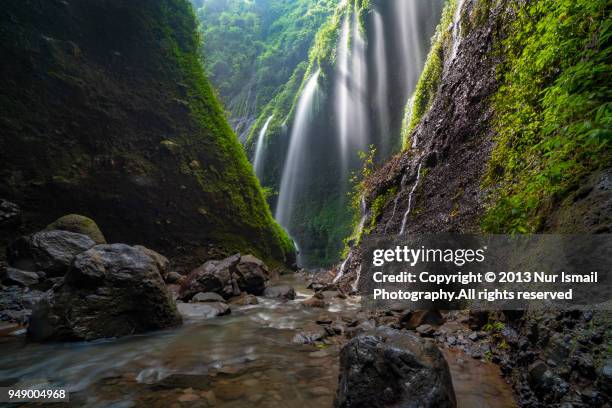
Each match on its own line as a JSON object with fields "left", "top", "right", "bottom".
{"left": 483, "top": 0, "right": 611, "bottom": 233}
{"left": 192, "top": 0, "right": 337, "bottom": 119}
{"left": 402, "top": 0, "right": 456, "bottom": 148}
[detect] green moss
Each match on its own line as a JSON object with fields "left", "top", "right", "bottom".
{"left": 402, "top": 0, "right": 456, "bottom": 149}
{"left": 482, "top": 0, "right": 611, "bottom": 233}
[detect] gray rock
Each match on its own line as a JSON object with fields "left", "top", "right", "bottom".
{"left": 229, "top": 293, "right": 259, "bottom": 305}
{"left": 134, "top": 245, "right": 170, "bottom": 280}
{"left": 46, "top": 214, "right": 106, "bottom": 244}
{"left": 177, "top": 302, "right": 230, "bottom": 319}
{"left": 191, "top": 292, "right": 226, "bottom": 303}
{"left": 179, "top": 254, "right": 241, "bottom": 301}
{"left": 8, "top": 230, "right": 95, "bottom": 277}
{"left": 28, "top": 244, "right": 182, "bottom": 341}
{"left": 416, "top": 324, "right": 435, "bottom": 337}
{"left": 234, "top": 255, "right": 269, "bottom": 295}
{"left": 335, "top": 328, "right": 456, "bottom": 408}
{"left": 1, "top": 268, "right": 39, "bottom": 287}
{"left": 264, "top": 285, "right": 296, "bottom": 300}
{"left": 0, "top": 200, "right": 21, "bottom": 228}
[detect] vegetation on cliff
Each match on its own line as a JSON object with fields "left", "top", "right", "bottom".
{"left": 483, "top": 0, "right": 611, "bottom": 233}
{"left": 0, "top": 0, "right": 295, "bottom": 268}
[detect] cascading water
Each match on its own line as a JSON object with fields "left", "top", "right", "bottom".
{"left": 399, "top": 161, "right": 423, "bottom": 235}
{"left": 252, "top": 115, "right": 273, "bottom": 180}
{"left": 373, "top": 10, "right": 390, "bottom": 155}
{"left": 450, "top": 0, "right": 466, "bottom": 60}
{"left": 334, "top": 5, "right": 369, "bottom": 178}
{"left": 275, "top": 70, "right": 321, "bottom": 229}
{"left": 395, "top": 0, "right": 424, "bottom": 92}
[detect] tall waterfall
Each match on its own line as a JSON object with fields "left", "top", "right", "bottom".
{"left": 252, "top": 115, "right": 273, "bottom": 180}
{"left": 395, "top": 0, "right": 424, "bottom": 92}
{"left": 334, "top": 5, "right": 369, "bottom": 178}
{"left": 275, "top": 70, "right": 321, "bottom": 229}
{"left": 373, "top": 10, "right": 390, "bottom": 155}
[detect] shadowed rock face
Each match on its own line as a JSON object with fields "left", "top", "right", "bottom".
{"left": 335, "top": 328, "right": 456, "bottom": 408}
{"left": 28, "top": 244, "right": 182, "bottom": 341}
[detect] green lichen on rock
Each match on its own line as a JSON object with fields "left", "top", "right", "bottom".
{"left": 0, "top": 0, "right": 295, "bottom": 269}
{"left": 46, "top": 214, "right": 106, "bottom": 245}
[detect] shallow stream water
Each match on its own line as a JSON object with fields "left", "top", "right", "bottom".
{"left": 0, "top": 276, "right": 516, "bottom": 407}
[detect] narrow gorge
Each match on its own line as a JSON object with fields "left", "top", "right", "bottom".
{"left": 0, "top": 0, "right": 610, "bottom": 407}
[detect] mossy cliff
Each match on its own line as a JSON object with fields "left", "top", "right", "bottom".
{"left": 0, "top": 0, "right": 295, "bottom": 269}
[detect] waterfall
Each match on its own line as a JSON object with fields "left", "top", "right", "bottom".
{"left": 351, "top": 264, "right": 362, "bottom": 293}
{"left": 384, "top": 173, "right": 408, "bottom": 233}
{"left": 450, "top": 0, "right": 466, "bottom": 60}
{"left": 373, "top": 10, "right": 390, "bottom": 155}
{"left": 333, "top": 251, "right": 351, "bottom": 283}
{"left": 334, "top": 5, "right": 369, "bottom": 177}
{"left": 275, "top": 70, "right": 321, "bottom": 229}
{"left": 399, "top": 161, "right": 423, "bottom": 235}
{"left": 395, "top": 0, "right": 424, "bottom": 92}
{"left": 335, "top": 16, "right": 351, "bottom": 170}
{"left": 252, "top": 115, "right": 273, "bottom": 180}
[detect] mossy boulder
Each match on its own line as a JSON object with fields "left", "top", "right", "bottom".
{"left": 46, "top": 214, "right": 106, "bottom": 245}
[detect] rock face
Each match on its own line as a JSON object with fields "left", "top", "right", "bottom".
{"left": 7, "top": 230, "right": 95, "bottom": 277}
{"left": 179, "top": 254, "right": 270, "bottom": 301}
{"left": 46, "top": 214, "right": 106, "bottom": 244}
{"left": 28, "top": 244, "right": 182, "bottom": 341}
{"left": 0, "top": 0, "right": 295, "bottom": 270}
{"left": 335, "top": 328, "right": 456, "bottom": 408}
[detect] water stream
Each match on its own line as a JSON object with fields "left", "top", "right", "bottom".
{"left": 450, "top": 0, "right": 466, "bottom": 61}
{"left": 275, "top": 70, "right": 321, "bottom": 229}
{"left": 399, "top": 161, "right": 423, "bottom": 235}
{"left": 373, "top": 10, "right": 390, "bottom": 155}
{"left": 252, "top": 115, "right": 273, "bottom": 180}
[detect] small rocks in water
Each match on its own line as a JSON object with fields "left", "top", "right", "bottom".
{"left": 180, "top": 254, "right": 270, "bottom": 301}
{"left": 468, "top": 331, "right": 480, "bottom": 341}
{"left": 1, "top": 267, "right": 39, "bottom": 287}
{"left": 229, "top": 293, "right": 258, "bottom": 305}
{"left": 191, "top": 292, "right": 226, "bottom": 303}
{"left": 416, "top": 324, "right": 435, "bottom": 337}
{"left": 292, "top": 330, "right": 325, "bottom": 345}
{"left": 7, "top": 230, "right": 95, "bottom": 277}
{"left": 335, "top": 328, "right": 456, "bottom": 408}
{"left": 45, "top": 214, "right": 106, "bottom": 244}
{"left": 303, "top": 293, "right": 325, "bottom": 308}
{"left": 28, "top": 244, "right": 182, "bottom": 341}
{"left": 177, "top": 302, "right": 230, "bottom": 319}
{"left": 263, "top": 284, "right": 296, "bottom": 300}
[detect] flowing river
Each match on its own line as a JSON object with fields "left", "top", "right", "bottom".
{"left": 0, "top": 276, "right": 516, "bottom": 408}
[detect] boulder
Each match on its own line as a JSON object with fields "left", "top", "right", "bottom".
{"left": 335, "top": 328, "right": 456, "bottom": 408}
{"left": 7, "top": 230, "right": 95, "bottom": 277}
{"left": 192, "top": 292, "right": 226, "bottom": 303}
{"left": 0, "top": 199, "right": 21, "bottom": 228}
{"left": 179, "top": 254, "right": 241, "bottom": 301}
{"left": 1, "top": 267, "right": 40, "bottom": 287}
{"left": 27, "top": 244, "right": 182, "bottom": 341}
{"left": 134, "top": 245, "right": 170, "bottom": 280}
{"left": 46, "top": 214, "right": 106, "bottom": 244}
{"left": 264, "top": 285, "right": 296, "bottom": 300}
{"left": 166, "top": 271, "right": 184, "bottom": 284}
{"left": 234, "top": 255, "right": 269, "bottom": 295}
{"left": 177, "top": 302, "right": 231, "bottom": 319}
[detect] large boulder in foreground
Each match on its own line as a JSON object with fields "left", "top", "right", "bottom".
{"left": 179, "top": 254, "right": 269, "bottom": 301}
{"left": 46, "top": 214, "right": 107, "bottom": 245}
{"left": 7, "top": 230, "right": 95, "bottom": 277}
{"left": 28, "top": 244, "right": 182, "bottom": 341}
{"left": 335, "top": 328, "right": 456, "bottom": 408}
